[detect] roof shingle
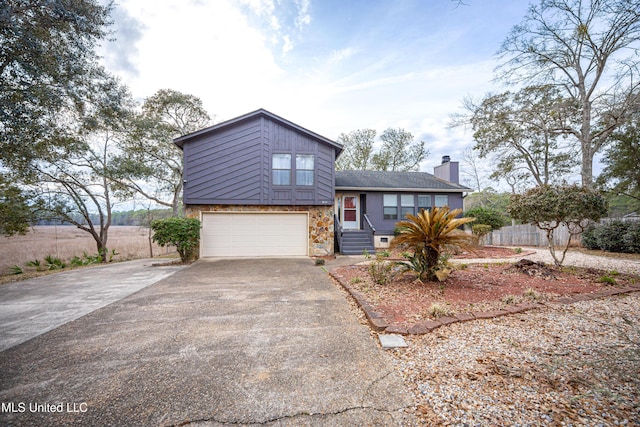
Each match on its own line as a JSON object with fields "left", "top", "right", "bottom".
{"left": 335, "top": 170, "right": 471, "bottom": 192}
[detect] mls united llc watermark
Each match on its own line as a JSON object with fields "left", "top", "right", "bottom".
{"left": 2, "top": 402, "right": 88, "bottom": 413}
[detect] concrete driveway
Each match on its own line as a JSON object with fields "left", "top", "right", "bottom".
{"left": 0, "top": 258, "right": 185, "bottom": 352}
{"left": 0, "top": 258, "right": 416, "bottom": 426}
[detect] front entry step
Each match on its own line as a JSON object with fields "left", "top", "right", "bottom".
{"left": 340, "top": 230, "right": 375, "bottom": 255}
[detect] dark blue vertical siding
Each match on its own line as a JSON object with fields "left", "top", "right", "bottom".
{"left": 183, "top": 115, "right": 336, "bottom": 206}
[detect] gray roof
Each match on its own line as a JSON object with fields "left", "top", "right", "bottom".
{"left": 335, "top": 170, "right": 471, "bottom": 192}
{"left": 174, "top": 108, "right": 343, "bottom": 154}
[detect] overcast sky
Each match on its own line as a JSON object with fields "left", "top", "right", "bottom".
{"left": 101, "top": 0, "right": 532, "bottom": 180}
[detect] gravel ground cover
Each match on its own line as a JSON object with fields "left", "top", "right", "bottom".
{"left": 388, "top": 293, "right": 640, "bottom": 426}
{"left": 333, "top": 248, "right": 640, "bottom": 426}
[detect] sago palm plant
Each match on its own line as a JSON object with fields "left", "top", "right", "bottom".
{"left": 391, "top": 207, "right": 477, "bottom": 281}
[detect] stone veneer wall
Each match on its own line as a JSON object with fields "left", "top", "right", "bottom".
{"left": 185, "top": 205, "right": 335, "bottom": 256}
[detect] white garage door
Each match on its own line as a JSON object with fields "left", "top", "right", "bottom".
{"left": 201, "top": 212, "right": 308, "bottom": 257}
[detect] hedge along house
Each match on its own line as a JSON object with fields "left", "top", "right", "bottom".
{"left": 175, "top": 108, "right": 470, "bottom": 257}
{"left": 334, "top": 158, "right": 471, "bottom": 254}
{"left": 175, "top": 109, "right": 342, "bottom": 257}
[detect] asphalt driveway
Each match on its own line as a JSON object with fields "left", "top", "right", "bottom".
{"left": 0, "top": 258, "right": 416, "bottom": 426}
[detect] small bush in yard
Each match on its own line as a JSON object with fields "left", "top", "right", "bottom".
{"left": 463, "top": 206, "right": 507, "bottom": 231}
{"left": 595, "top": 221, "right": 631, "bottom": 253}
{"left": 151, "top": 217, "right": 201, "bottom": 262}
{"left": 25, "top": 259, "right": 43, "bottom": 271}
{"left": 368, "top": 254, "right": 397, "bottom": 285}
{"left": 44, "top": 255, "right": 66, "bottom": 270}
{"left": 623, "top": 222, "right": 640, "bottom": 253}
{"left": 581, "top": 224, "right": 600, "bottom": 250}
{"left": 471, "top": 224, "right": 492, "bottom": 239}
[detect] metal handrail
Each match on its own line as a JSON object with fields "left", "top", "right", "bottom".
{"left": 363, "top": 214, "right": 376, "bottom": 234}
{"left": 363, "top": 214, "right": 376, "bottom": 248}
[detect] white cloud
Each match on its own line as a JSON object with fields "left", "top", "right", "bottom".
{"left": 105, "top": 2, "right": 503, "bottom": 174}
{"left": 109, "top": 0, "right": 284, "bottom": 115}
{"left": 295, "top": 0, "right": 311, "bottom": 29}
{"left": 328, "top": 47, "right": 356, "bottom": 65}
{"left": 282, "top": 35, "right": 294, "bottom": 55}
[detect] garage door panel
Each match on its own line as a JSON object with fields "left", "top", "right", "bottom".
{"left": 201, "top": 213, "right": 308, "bottom": 257}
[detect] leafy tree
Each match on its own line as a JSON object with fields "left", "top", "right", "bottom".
{"left": 471, "top": 224, "right": 493, "bottom": 246}
{"left": 151, "top": 217, "right": 201, "bottom": 262}
{"left": 508, "top": 184, "right": 608, "bottom": 266}
{"left": 335, "top": 129, "right": 376, "bottom": 170}
{"left": 336, "top": 128, "right": 428, "bottom": 171}
{"left": 372, "top": 128, "right": 428, "bottom": 171}
{"left": 496, "top": 0, "right": 640, "bottom": 188}
{"left": 598, "top": 115, "right": 640, "bottom": 205}
{"left": 391, "top": 207, "right": 476, "bottom": 281}
{"left": 0, "top": 0, "right": 113, "bottom": 168}
{"left": 27, "top": 78, "right": 135, "bottom": 262}
{"left": 0, "top": 175, "right": 39, "bottom": 236}
{"left": 604, "top": 192, "right": 640, "bottom": 218}
{"left": 461, "top": 85, "right": 578, "bottom": 187}
{"left": 464, "top": 189, "right": 514, "bottom": 224}
{"left": 463, "top": 207, "right": 507, "bottom": 231}
{"left": 111, "top": 89, "right": 212, "bottom": 216}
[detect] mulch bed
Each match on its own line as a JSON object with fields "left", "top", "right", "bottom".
{"left": 331, "top": 247, "right": 640, "bottom": 333}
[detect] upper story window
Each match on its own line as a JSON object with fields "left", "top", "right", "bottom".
{"left": 296, "top": 154, "right": 314, "bottom": 186}
{"left": 400, "top": 194, "right": 414, "bottom": 218}
{"left": 272, "top": 154, "right": 291, "bottom": 186}
{"left": 435, "top": 195, "right": 449, "bottom": 207}
{"left": 383, "top": 194, "right": 398, "bottom": 220}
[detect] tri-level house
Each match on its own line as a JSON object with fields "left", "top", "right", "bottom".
{"left": 175, "top": 109, "right": 470, "bottom": 257}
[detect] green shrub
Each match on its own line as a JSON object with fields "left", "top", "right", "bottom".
{"left": 368, "top": 254, "right": 397, "bottom": 285}
{"left": 471, "top": 224, "right": 492, "bottom": 239}
{"left": 314, "top": 258, "right": 325, "bottom": 266}
{"left": 44, "top": 255, "right": 66, "bottom": 270}
{"left": 623, "top": 222, "right": 640, "bottom": 254}
{"left": 594, "top": 221, "right": 631, "bottom": 253}
{"left": 463, "top": 207, "right": 507, "bottom": 231}
{"left": 581, "top": 224, "right": 600, "bottom": 250}
{"left": 25, "top": 259, "right": 43, "bottom": 271}
{"left": 151, "top": 217, "right": 201, "bottom": 262}
{"left": 508, "top": 184, "right": 608, "bottom": 266}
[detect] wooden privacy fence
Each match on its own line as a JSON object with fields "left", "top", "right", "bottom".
{"left": 483, "top": 223, "right": 580, "bottom": 247}
{"left": 483, "top": 217, "right": 640, "bottom": 248}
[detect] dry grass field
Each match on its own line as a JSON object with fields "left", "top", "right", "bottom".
{"left": 0, "top": 226, "right": 175, "bottom": 276}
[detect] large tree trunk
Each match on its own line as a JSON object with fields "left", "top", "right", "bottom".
{"left": 581, "top": 148, "right": 594, "bottom": 189}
